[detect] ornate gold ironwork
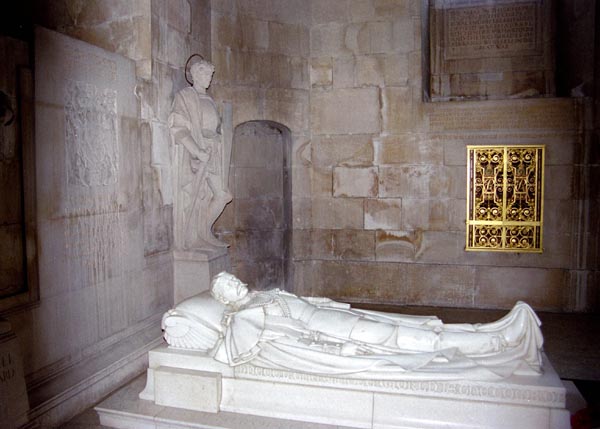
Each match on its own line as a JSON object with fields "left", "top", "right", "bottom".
{"left": 466, "top": 145, "right": 544, "bottom": 252}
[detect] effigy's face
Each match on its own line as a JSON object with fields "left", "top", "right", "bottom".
{"left": 219, "top": 274, "right": 248, "bottom": 303}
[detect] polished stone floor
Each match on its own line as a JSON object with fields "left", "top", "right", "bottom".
{"left": 60, "top": 306, "right": 600, "bottom": 429}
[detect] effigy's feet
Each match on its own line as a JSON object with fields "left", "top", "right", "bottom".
{"left": 501, "top": 306, "right": 528, "bottom": 346}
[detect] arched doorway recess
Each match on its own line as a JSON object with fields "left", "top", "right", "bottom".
{"left": 214, "top": 120, "right": 292, "bottom": 290}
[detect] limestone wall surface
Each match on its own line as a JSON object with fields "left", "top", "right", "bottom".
{"left": 209, "top": 0, "right": 311, "bottom": 290}
{"left": 205, "top": 0, "right": 596, "bottom": 313}
{"left": 1, "top": 1, "right": 212, "bottom": 426}
{"left": 288, "top": 0, "right": 591, "bottom": 313}
{"left": 35, "top": 0, "right": 153, "bottom": 79}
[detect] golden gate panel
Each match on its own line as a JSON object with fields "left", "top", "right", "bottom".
{"left": 466, "top": 145, "right": 544, "bottom": 252}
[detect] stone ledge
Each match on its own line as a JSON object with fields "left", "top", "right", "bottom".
{"left": 25, "top": 315, "right": 162, "bottom": 428}
{"left": 121, "top": 345, "right": 570, "bottom": 429}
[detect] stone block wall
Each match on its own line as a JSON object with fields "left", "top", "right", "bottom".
{"left": 210, "top": 0, "right": 310, "bottom": 126}
{"left": 35, "top": 0, "right": 153, "bottom": 78}
{"left": 587, "top": 0, "right": 600, "bottom": 310}
{"left": 209, "top": 0, "right": 311, "bottom": 290}
{"left": 289, "top": 0, "right": 592, "bottom": 313}
{"left": 205, "top": 0, "right": 596, "bottom": 312}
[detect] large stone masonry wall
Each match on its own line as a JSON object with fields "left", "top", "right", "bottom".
{"left": 35, "top": 0, "right": 152, "bottom": 78}
{"left": 210, "top": 0, "right": 310, "bottom": 128}
{"left": 588, "top": 1, "right": 600, "bottom": 311}
{"left": 291, "top": 0, "right": 589, "bottom": 312}
{"left": 210, "top": 0, "right": 311, "bottom": 291}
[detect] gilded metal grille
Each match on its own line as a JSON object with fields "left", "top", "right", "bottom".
{"left": 466, "top": 145, "right": 544, "bottom": 252}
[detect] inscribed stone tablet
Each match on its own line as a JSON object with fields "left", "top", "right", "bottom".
{"left": 430, "top": 0, "right": 554, "bottom": 100}
{"left": 444, "top": 2, "right": 541, "bottom": 60}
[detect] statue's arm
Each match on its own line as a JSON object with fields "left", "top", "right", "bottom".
{"left": 177, "top": 132, "right": 211, "bottom": 162}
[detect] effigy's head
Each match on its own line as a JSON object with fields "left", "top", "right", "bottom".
{"left": 188, "top": 57, "right": 215, "bottom": 89}
{"left": 210, "top": 271, "right": 248, "bottom": 305}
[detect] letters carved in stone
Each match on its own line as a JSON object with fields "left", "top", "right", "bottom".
{"left": 429, "top": 0, "right": 553, "bottom": 100}
{"left": 445, "top": 2, "right": 540, "bottom": 59}
{"left": 235, "top": 364, "right": 564, "bottom": 407}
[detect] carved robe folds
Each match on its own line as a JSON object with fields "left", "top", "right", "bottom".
{"left": 169, "top": 87, "right": 224, "bottom": 250}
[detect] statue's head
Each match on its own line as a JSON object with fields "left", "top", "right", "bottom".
{"left": 210, "top": 271, "right": 248, "bottom": 305}
{"left": 187, "top": 57, "right": 215, "bottom": 90}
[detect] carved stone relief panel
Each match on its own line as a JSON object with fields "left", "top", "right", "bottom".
{"left": 64, "top": 81, "right": 119, "bottom": 189}
{"left": 35, "top": 27, "right": 141, "bottom": 308}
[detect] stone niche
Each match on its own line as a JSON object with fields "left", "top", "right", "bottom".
{"left": 214, "top": 121, "right": 292, "bottom": 291}
{"left": 429, "top": 0, "right": 555, "bottom": 100}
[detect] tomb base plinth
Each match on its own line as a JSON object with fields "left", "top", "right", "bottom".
{"left": 173, "top": 250, "right": 230, "bottom": 304}
{"left": 97, "top": 345, "right": 571, "bottom": 429}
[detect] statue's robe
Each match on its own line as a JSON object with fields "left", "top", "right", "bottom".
{"left": 168, "top": 87, "right": 222, "bottom": 249}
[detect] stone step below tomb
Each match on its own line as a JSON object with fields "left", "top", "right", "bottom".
{"left": 95, "top": 375, "right": 349, "bottom": 429}
{"left": 95, "top": 349, "right": 572, "bottom": 429}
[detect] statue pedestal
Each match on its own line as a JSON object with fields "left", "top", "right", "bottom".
{"left": 0, "top": 321, "right": 30, "bottom": 427}
{"left": 173, "top": 249, "right": 230, "bottom": 304}
{"left": 96, "top": 345, "right": 571, "bottom": 429}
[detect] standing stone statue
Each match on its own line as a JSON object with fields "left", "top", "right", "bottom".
{"left": 169, "top": 57, "right": 232, "bottom": 251}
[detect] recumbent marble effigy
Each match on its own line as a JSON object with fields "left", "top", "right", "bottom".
{"left": 135, "top": 272, "right": 570, "bottom": 428}
{"left": 163, "top": 271, "right": 543, "bottom": 380}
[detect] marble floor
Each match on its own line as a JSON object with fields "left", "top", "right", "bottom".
{"left": 59, "top": 306, "right": 600, "bottom": 429}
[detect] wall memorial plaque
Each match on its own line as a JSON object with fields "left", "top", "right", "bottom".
{"left": 430, "top": 0, "right": 554, "bottom": 101}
